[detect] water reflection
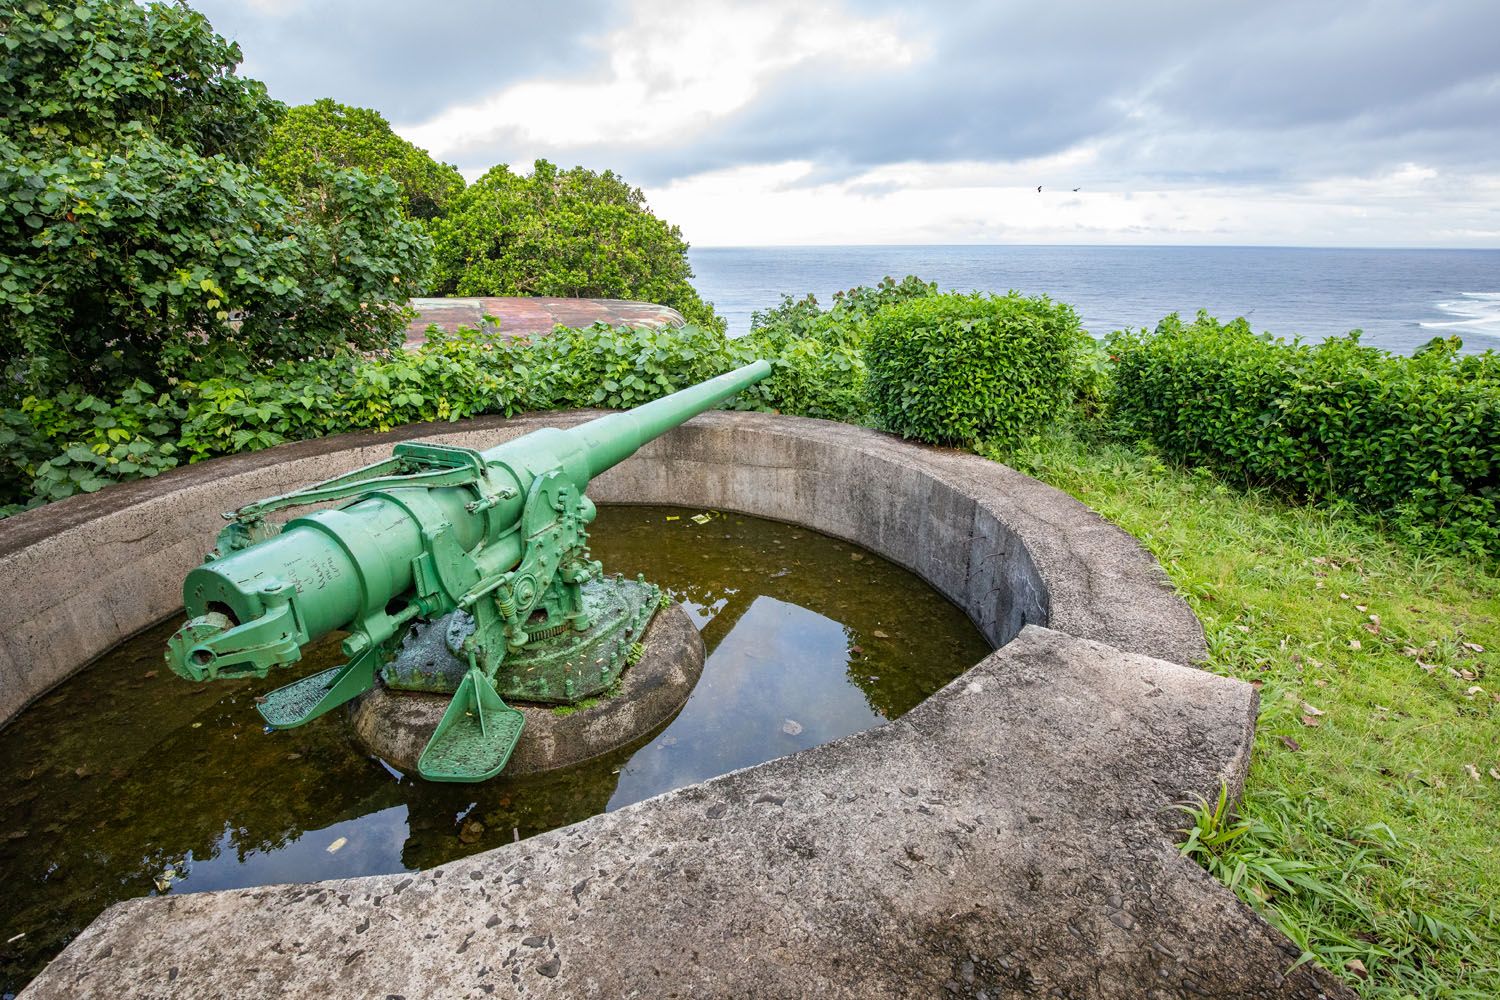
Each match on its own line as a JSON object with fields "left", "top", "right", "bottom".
{"left": 0, "top": 505, "right": 989, "bottom": 993}
{"left": 613, "top": 596, "right": 873, "bottom": 804}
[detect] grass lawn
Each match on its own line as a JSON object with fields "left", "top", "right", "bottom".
{"left": 986, "top": 431, "right": 1500, "bottom": 999}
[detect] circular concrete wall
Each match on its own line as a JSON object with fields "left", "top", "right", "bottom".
{"left": 0, "top": 410, "right": 1204, "bottom": 729}
{"left": 12, "top": 412, "right": 1356, "bottom": 1000}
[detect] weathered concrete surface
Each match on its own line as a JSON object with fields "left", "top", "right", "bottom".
{"left": 404, "top": 296, "right": 685, "bottom": 347}
{"left": 0, "top": 410, "right": 1327, "bottom": 998}
{"left": 0, "top": 411, "right": 1204, "bottom": 727}
{"left": 22, "top": 627, "right": 1348, "bottom": 999}
{"left": 351, "top": 603, "right": 705, "bottom": 776}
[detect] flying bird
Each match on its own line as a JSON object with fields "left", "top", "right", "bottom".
{"left": 1036, "top": 185, "right": 1042, "bottom": 193}
{"left": 1072, "top": 187, "right": 1081, "bottom": 192}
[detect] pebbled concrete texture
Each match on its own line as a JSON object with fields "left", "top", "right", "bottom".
{"left": 23, "top": 627, "right": 1347, "bottom": 999}
{"left": 350, "top": 603, "right": 705, "bottom": 776}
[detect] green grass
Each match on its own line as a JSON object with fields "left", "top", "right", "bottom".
{"left": 984, "top": 430, "right": 1500, "bottom": 998}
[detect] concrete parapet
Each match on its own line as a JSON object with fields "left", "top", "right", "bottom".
{"left": 0, "top": 411, "right": 1349, "bottom": 997}
{"left": 0, "top": 411, "right": 1203, "bottom": 727}
{"left": 26, "top": 628, "right": 1351, "bottom": 999}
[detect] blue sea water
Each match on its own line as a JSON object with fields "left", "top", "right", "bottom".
{"left": 687, "top": 245, "right": 1500, "bottom": 355}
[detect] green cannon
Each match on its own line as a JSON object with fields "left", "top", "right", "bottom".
{"left": 165, "top": 361, "right": 771, "bottom": 782}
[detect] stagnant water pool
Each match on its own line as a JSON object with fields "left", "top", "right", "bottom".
{"left": 0, "top": 505, "right": 991, "bottom": 992}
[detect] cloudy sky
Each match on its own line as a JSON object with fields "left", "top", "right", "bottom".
{"left": 195, "top": 0, "right": 1500, "bottom": 247}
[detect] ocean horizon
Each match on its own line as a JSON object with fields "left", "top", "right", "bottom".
{"left": 687, "top": 244, "right": 1500, "bottom": 354}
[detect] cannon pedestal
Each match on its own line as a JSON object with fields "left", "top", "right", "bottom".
{"left": 349, "top": 603, "right": 705, "bottom": 777}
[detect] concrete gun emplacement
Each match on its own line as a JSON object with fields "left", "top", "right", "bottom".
{"left": 165, "top": 360, "right": 772, "bottom": 781}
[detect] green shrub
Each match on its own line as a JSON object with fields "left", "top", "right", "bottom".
{"left": 429, "top": 159, "right": 721, "bottom": 331}
{"left": 0, "top": 381, "right": 185, "bottom": 514}
{"left": 177, "top": 327, "right": 529, "bottom": 460}
{"left": 1, "top": 321, "right": 847, "bottom": 513}
{"left": 745, "top": 274, "right": 938, "bottom": 352}
{"left": 258, "top": 99, "right": 464, "bottom": 222}
{"left": 0, "top": 310, "right": 904, "bottom": 514}
{"left": 515, "top": 323, "right": 746, "bottom": 410}
{"left": 737, "top": 275, "right": 938, "bottom": 423}
{"left": 865, "top": 292, "right": 1089, "bottom": 446}
{"left": 0, "top": 0, "right": 429, "bottom": 394}
{"left": 747, "top": 337, "right": 867, "bottom": 423}
{"left": 823, "top": 274, "right": 940, "bottom": 327}
{"left": 1108, "top": 312, "right": 1500, "bottom": 555}
{"left": 1, "top": 0, "right": 279, "bottom": 159}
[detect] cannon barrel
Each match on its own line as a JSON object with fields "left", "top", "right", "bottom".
{"left": 563, "top": 360, "right": 772, "bottom": 480}
{"left": 167, "top": 360, "right": 770, "bottom": 683}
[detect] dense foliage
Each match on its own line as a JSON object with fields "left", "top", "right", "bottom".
{"left": 429, "top": 159, "right": 721, "bottom": 330}
{"left": 0, "top": 323, "right": 763, "bottom": 511}
{"left": 258, "top": 99, "right": 463, "bottom": 222}
{"left": 0, "top": 0, "right": 428, "bottom": 393}
{"left": 0, "top": 274, "right": 937, "bottom": 512}
{"left": 0, "top": 0, "right": 278, "bottom": 158}
{"left": 745, "top": 274, "right": 938, "bottom": 349}
{"left": 1109, "top": 312, "right": 1500, "bottom": 555}
{"left": 738, "top": 275, "right": 938, "bottom": 421}
{"left": 866, "top": 291, "right": 1090, "bottom": 446}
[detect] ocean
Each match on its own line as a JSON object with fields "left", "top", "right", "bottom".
{"left": 687, "top": 245, "right": 1500, "bottom": 355}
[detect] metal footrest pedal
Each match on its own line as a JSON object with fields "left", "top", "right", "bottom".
{"left": 417, "top": 667, "right": 526, "bottom": 782}
{"left": 256, "top": 650, "right": 377, "bottom": 729}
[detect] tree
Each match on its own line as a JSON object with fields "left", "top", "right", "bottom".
{"left": 258, "top": 99, "right": 464, "bottom": 221}
{"left": 0, "top": 0, "right": 278, "bottom": 160}
{"left": 429, "top": 159, "right": 721, "bottom": 331}
{"left": 0, "top": 0, "right": 429, "bottom": 393}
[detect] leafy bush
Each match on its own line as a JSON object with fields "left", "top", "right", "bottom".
{"left": 258, "top": 99, "right": 464, "bottom": 222}
{"left": 1, "top": 319, "right": 879, "bottom": 514}
{"left": 0, "top": 381, "right": 185, "bottom": 513}
{"left": 514, "top": 323, "right": 745, "bottom": 411}
{"left": 735, "top": 275, "right": 938, "bottom": 423}
{"left": 1, "top": 0, "right": 279, "bottom": 158}
{"left": 754, "top": 337, "right": 868, "bottom": 423}
{"left": 746, "top": 274, "right": 938, "bottom": 351}
{"left": 0, "top": 0, "right": 429, "bottom": 394}
{"left": 865, "top": 292, "right": 1089, "bottom": 446}
{"left": 428, "top": 159, "right": 721, "bottom": 331}
{"left": 1108, "top": 312, "right": 1500, "bottom": 555}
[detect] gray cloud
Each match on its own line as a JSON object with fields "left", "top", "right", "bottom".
{"left": 191, "top": 0, "right": 623, "bottom": 125}
{"left": 194, "top": 0, "right": 1500, "bottom": 194}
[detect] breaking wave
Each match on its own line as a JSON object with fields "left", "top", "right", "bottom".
{"left": 1420, "top": 292, "right": 1500, "bottom": 341}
